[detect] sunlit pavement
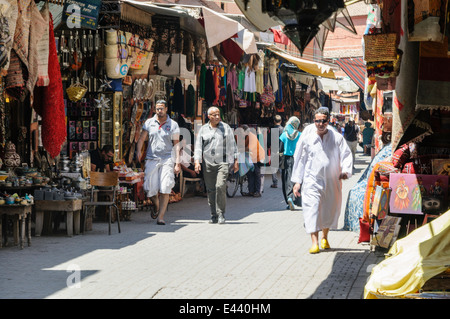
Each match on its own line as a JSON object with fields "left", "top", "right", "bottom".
{"left": 0, "top": 148, "right": 384, "bottom": 299}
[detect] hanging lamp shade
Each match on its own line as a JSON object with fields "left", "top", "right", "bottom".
{"left": 261, "top": 0, "right": 345, "bottom": 55}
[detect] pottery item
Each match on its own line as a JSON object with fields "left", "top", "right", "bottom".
{"left": 4, "top": 142, "right": 20, "bottom": 169}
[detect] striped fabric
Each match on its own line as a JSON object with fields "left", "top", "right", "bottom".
{"left": 335, "top": 57, "right": 366, "bottom": 90}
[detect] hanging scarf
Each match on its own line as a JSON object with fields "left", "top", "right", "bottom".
{"left": 284, "top": 116, "right": 300, "bottom": 140}
{"left": 33, "top": 13, "right": 66, "bottom": 158}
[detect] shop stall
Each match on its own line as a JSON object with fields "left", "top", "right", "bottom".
{"left": 340, "top": 1, "right": 450, "bottom": 298}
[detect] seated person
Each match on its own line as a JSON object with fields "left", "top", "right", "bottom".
{"left": 179, "top": 138, "right": 205, "bottom": 195}
{"left": 89, "top": 145, "right": 114, "bottom": 172}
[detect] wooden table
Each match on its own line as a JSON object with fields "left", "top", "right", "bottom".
{"left": 0, "top": 204, "right": 32, "bottom": 249}
{"left": 35, "top": 199, "right": 83, "bottom": 237}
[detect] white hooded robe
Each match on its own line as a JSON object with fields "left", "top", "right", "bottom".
{"left": 291, "top": 124, "right": 353, "bottom": 233}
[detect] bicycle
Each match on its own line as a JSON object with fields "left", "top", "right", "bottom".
{"left": 226, "top": 170, "right": 249, "bottom": 198}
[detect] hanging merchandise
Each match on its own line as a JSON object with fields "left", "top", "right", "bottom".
{"left": 172, "top": 78, "right": 184, "bottom": 114}
{"left": 185, "top": 83, "right": 195, "bottom": 117}
{"left": 66, "top": 82, "right": 88, "bottom": 102}
{"left": 32, "top": 13, "right": 66, "bottom": 159}
{"left": 94, "top": 94, "right": 111, "bottom": 110}
{"left": 36, "top": 2, "right": 50, "bottom": 87}
{"left": 260, "top": 85, "right": 275, "bottom": 106}
{"left": 0, "top": 1, "right": 17, "bottom": 76}
{"left": 364, "top": 32, "right": 398, "bottom": 62}
{"left": 268, "top": 57, "right": 279, "bottom": 93}
{"left": 104, "top": 29, "right": 130, "bottom": 79}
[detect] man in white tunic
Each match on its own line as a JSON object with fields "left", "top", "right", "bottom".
{"left": 137, "top": 100, "right": 181, "bottom": 225}
{"left": 291, "top": 107, "right": 353, "bottom": 254}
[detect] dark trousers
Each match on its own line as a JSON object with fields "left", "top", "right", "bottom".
{"left": 247, "top": 164, "right": 261, "bottom": 194}
{"left": 281, "top": 155, "right": 301, "bottom": 206}
{"left": 202, "top": 162, "right": 228, "bottom": 218}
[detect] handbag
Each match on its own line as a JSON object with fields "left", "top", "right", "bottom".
{"left": 260, "top": 85, "right": 275, "bottom": 106}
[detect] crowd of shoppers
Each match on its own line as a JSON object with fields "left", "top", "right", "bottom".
{"left": 137, "top": 102, "right": 367, "bottom": 254}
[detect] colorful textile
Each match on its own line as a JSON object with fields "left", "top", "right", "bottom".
{"left": 0, "top": 0, "right": 18, "bottom": 76}
{"left": 392, "top": 143, "right": 410, "bottom": 169}
{"left": 270, "top": 28, "right": 289, "bottom": 45}
{"left": 343, "top": 144, "right": 392, "bottom": 232}
{"left": 391, "top": 0, "right": 420, "bottom": 151}
{"left": 32, "top": 13, "right": 66, "bottom": 158}
{"left": 416, "top": 56, "right": 450, "bottom": 111}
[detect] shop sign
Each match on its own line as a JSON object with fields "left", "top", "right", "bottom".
{"left": 63, "top": 0, "right": 102, "bottom": 30}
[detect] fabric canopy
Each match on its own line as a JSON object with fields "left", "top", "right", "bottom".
{"left": 267, "top": 46, "right": 335, "bottom": 79}
{"left": 335, "top": 57, "right": 366, "bottom": 90}
{"left": 234, "top": 28, "right": 258, "bottom": 54}
{"left": 364, "top": 209, "right": 450, "bottom": 299}
{"left": 202, "top": 7, "right": 244, "bottom": 48}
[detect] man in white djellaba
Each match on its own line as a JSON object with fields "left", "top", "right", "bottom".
{"left": 291, "top": 107, "right": 353, "bottom": 254}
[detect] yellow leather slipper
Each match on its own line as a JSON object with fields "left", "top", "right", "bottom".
{"left": 321, "top": 238, "right": 330, "bottom": 249}
{"left": 309, "top": 244, "right": 320, "bottom": 254}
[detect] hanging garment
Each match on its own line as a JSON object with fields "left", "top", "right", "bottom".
{"left": 269, "top": 57, "right": 279, "bottom": 93}
{"left": 27, "top": 0, "right": 47, "bottom": 93}
{"left": 219, "top": 39, "right": 243, "bottom": 65}
{"left": 243, "top": 66, "right": 256, "bottom": 93}
{"left": 0, "top": 0, "right": 18, "bottom": 75}
{"left": 238, "top": 68, "right": 245, "bottom": 90}
{"left": 199, "top": 63, "right": 206, "bottom": 98}
{"left": 225, "top": 84, "right": 234, "bottom": 113}
{"left": 36, "top": 2, "right": 50, "bottom": 87}
{"left": 172, "top": 78, "right": 184, "bottom": 114}
{"left": 275, "top": 71, "right": 282, "bottom": 102}
{"left": 256, "top": 52, "right": 264, "bottom": 94}
{"left": 204, "top": 68, "right": 216, "bottom": 105}
{"left": 33, "top": 13, "right": 66, "bottom": 158}
{"left": 213, "top": 68, "right": 220, "bottom": 105}
{"left": 5, "top": 50, "right": 27, "bottom": 101}
{"left": 227, "top": 66, "right": 238, "bottom": 91}
{"left": 185, "top": 83, "right": 195, "bottom": 117}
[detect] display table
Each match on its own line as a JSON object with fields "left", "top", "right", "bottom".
{"left": 35, "top": 199, "right": 83, "bottom": 237}
{"left": 0, "top": 204, "right": 32, "bottom": 249}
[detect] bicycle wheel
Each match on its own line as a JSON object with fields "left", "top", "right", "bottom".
{"left": 226, "top": 171, "right": 239, "bottom": 198}
{"left": 240, "top": 175, "right": 249, "bottom": 196}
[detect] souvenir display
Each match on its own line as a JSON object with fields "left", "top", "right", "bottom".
{"left": 389, "top": 173, "right": 448, "bottom": 215}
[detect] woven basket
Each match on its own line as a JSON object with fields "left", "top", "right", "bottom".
{"left": 364, "top": 33, "right": 398, "bottom": 62}
{"left": 66, "top": 82, "right": 88, "bottom": 102}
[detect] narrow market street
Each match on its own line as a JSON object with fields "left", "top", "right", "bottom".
{"left": 0, "top": 149, "right": 383, "bottom": 300}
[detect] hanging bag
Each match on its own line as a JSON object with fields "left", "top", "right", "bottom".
{"left": 260, "top": 85, "right": 275, "bottom": 106}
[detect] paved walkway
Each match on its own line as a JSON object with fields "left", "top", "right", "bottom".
{"left": 0, "top": 149, "right": 384, "bottom": 299}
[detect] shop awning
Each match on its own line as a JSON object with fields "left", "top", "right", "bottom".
{"left": 335, "top": 57, "right": 366, "bottom": 90}
{"left": 120, "top": 0, "right": 205, "bottom": 35}
{"left": 201, "top": 7, "right": 257, "bottom": 53}
{"left": 201, "top": 7, "right": 244, "bottom": 47}
{"left": 267, "top": 46, "right": 336, "bottom": 79}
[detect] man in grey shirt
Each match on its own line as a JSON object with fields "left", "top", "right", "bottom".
{"left": 194, "top": 107, "right": 239, "bottom": 224}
